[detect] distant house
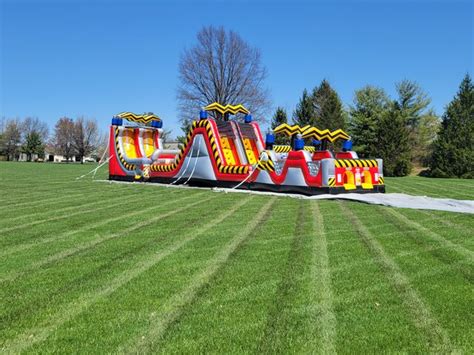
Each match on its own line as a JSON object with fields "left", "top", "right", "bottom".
{"left": 163, "top": 140, "right": 181, "bottom": 150}
{"left": 18, "top": 153, "right": 41, "bottom": 162}
{"left": 43, "top": 148, "right": 95, "bottom": 163}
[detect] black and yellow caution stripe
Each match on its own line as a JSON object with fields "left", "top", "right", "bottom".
{"left": 378, "top": 176, "right": 385, "bottom": 185}
{"left": 273, "top": 145, "right": 291, "bottom": 153}
{"left": 273, "top": 145, "right": 315, "bottom": 153}
{"left": 114, "top": 127, "right": 135, "bottom": 171}
{"left": 328, "top": 177, "right": 336, "bottom": 187}
{"left": 204, "top": 102, "right": 250, "bottom": 115}
{"left": 334, "top": 159, "right": 378, "bottom": 168}
{"left": 116, "top": 112, "right": 160, "bottom": 124}
{"left": 256, "top": 152, "right": 275, "bottom": 172}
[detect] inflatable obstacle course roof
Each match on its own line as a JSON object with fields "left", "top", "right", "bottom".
{"left": 116, "top": 112, "right": 161, "bottom": 124}
{"left": 274, "top": 123, "right": 311, "bottom": 136}
{"left": 273, "top": 123, "right": 350, "bottom": 142}
{"left": 302, "top": 127, "right": 350, "bottom": 142}
{"left": 204, "top": 102, "right": 250, "bottom": 115}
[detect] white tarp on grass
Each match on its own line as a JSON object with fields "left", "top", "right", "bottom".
{"left": 213, "top": 189, "right": 474, "bottom": 214}
{"left": 97, "top": 180, "right": 474, "bottom": 214}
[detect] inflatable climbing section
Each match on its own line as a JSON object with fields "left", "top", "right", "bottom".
{"left": 108, "top": 103, "right": 385, "bottom": 195}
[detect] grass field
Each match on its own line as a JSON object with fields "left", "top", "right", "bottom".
{"left": 0, "top": 162, "right": 473, "bottom": 353}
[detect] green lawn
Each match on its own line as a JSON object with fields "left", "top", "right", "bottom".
{"left": 0, "top": 162, "right": 473, "bottom": 353}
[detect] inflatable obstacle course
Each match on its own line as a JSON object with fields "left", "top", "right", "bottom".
{"left": 108, "top": 103, "right": 385, "bottom": 195}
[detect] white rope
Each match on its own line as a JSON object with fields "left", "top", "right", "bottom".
{"left": 231, "top": 164, "right": 258, "bottom": 190}
{"left": 76, "top": 154, "right": 114, "bottom": 180}
{"left": 169, "top": 140, "right": 194, "bottom": 185}
{"left": 230, "top": 151, "right": 269, "bottom": 190}
{"left": 97, "top": 144, "right": 109, "bottom": 164}
{"left": 183, "top": 135, "right": 202, "bottom": 185}
{"left": 76, "top": 130, "right": 111, "bottom": 180}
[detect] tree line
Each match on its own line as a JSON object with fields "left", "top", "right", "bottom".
{"left": 0, "top": 116, "right": 104, "bottom": 163}
{"left": 177, "top": 26, "right": 472, "bottom": 179}
{"left": 271, "top": 75, "right": 473, "bottom": 178}
{"left": 2, "top": 26, "right": 471, "bottom": 178}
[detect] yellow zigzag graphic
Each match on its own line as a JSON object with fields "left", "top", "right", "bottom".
{"left": 273, "top": 123, "right": 349, "bottom": 143}
{"left": 116, "top": 112, "right": 161, "bottom": 124}
{"left": 204, "top": 102, "right": 250, "bottom": 115}
{"left": 302, "top": 127, "right": 350, "bottom": 143}
{"left": 273, "top": 123, "right": 311, "bottom": 136}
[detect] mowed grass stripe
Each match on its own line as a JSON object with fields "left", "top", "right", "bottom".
{"left": 377, "top": 208, "right": 473, "bottom": 281}
{"left": 417, "top": 210, "right": 474, "bottom": 238}
{"left": 409, "top": 178, "right": 474, "bottom": 193}
{"left": 0, "top": 194, "right": 245, "bottom": 341}
{"left": 309, "top": 201, "right": 336, "bottom": 354}
{"left": 0, "top": 182, "right": 152, "bottom": 213}
{"left": 0, "top": 177, "right": 153, "bottom": 210}
{"left": 0, "top": 190, "right": 189, "bottom": 258}
{"left": 347, "top": 202, "right": 473, "bottom": 350}
{"left": 0, "top": 185, "right": 184, "bottom": 243}
{"left": 122, "top": 198, "right": 276, "bottom": 353}
{"left": 316, "top": 201, "right": 424, "bottom": 351}
{"left": 0, "top": 192, "right": 210, "bottom": 283}
{"left": 0, "top": 193, "right": 192, "bottom": 264}
{"left": 151, "top": 198, "right": 299, "bottom": 353}
{"left": 409, "top": 181, "right": 474, "bottom": 199}
{"left": 0, "top": 182, "right": 103, "bottom": 205}
{"left": 0, "top": 182, "right": 118, "bottom": 211}
{"left": 258, "top": 201, "right": 316, "bottom": 352}
{"left": 383, "top": 208, "right": 473, "bottom": 261}
{"left": 1, "top": 196, "right": 255, "bottom": 353}
{"left": 339, "top": 202, "right": 453, "bottom": 352}
{"left": 0, "top": 189, "right": 146, "bottom": 228}
{"left": 0, "top": 193, "right": 139, "bottom": 234}
{"left": 32, "top": 197, "right": 269, "bottom": 353}
{"left": 386, "top": 180, "right": 445, "bottom": 197}
{"left": 387, "top": 179, "right": 472, "bottom": 200}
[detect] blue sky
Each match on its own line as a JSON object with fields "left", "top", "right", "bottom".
{"left": 1, "top": 0, "right": 472, "bottom": 137}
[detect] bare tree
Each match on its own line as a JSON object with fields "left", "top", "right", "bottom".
{"left": 94, "top": 131, "right": 109, "bottom": 162}
{"left": 22, "top": 117, "right": 49, "bottom": 142}
{"left": 20, "top": 117, "right": 49, "bottom": 161}
{"left": 177, "top": 26, "right": 271, "bottom": 124}
{"left": 72, "top": 117, "right": 98, "bottom": 164}
{"left": 2, "top": 118, "right": 22, "bottom": 161}
{"left": 160, "top": 128, "right": 172, "bottom": 144}
{"left": 52, "top": 117, "right": 75, "bottom": 162}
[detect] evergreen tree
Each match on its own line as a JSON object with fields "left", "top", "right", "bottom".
{"left": 395, "top": 80, "right": 431, "bottom": 129}
{"left": 271, "top": 107, "right": 288, "bottom": 144}
{"left": 22, "top": 131, "right": 44, "bottom": 161}
{"left": 312, "top": 79, "right": 346, "bottom": 130}
{"left": 394, "top": 80, "right": 432, "bottom": 167}
{"left": 349, "top": 86, "right": 390, "bottom": 158}
{"left": 413, "top": 110, "right": 440, "bottom": 167}
{"left": 376, "top": 102, "right": 412, "bottom": 176}
{"left": 430, "top": 74, "right": 474, "bottom": 178}
{"left": 293, "top": 89, "right": 315, "bottom": 126}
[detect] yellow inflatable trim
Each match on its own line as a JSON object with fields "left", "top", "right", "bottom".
{"left": 204, "top": 102, "right": 250, "bottom": 115}
{"left": 116, "top": 112, "right": 160, "bottom": 124}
